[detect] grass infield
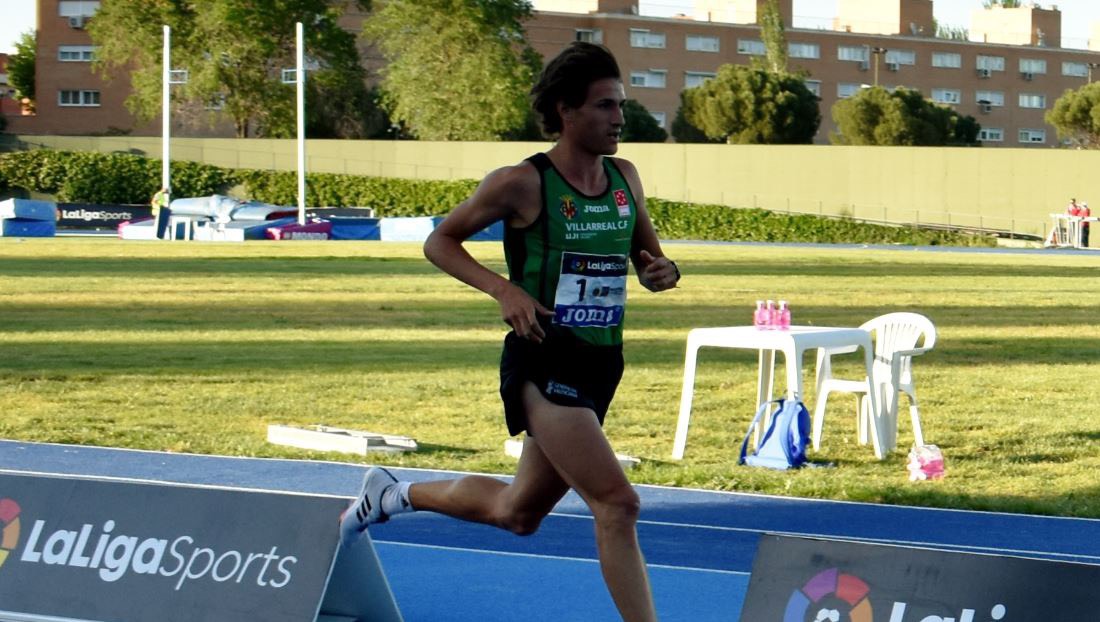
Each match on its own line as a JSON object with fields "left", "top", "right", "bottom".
{"left": 2, "top": 238, "right": 1099, "bottom": 518}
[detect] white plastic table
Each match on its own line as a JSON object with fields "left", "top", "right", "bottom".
{"left": 671, "top": 325, "right": 886, "bottom": 460}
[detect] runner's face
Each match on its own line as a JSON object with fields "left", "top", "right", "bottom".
{"left": 561, "top": 78, "right": 625, "bottom": 155}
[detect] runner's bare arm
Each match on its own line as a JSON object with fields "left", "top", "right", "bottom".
{"left": 614, "top": 158, "right": 679, "bottom": 292}
{"left": 424, "top": 164, "right": 554, "bottom": 341}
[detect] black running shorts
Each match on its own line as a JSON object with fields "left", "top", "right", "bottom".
{"left": 499, "top": 330, "right": 625, "bottom": 437}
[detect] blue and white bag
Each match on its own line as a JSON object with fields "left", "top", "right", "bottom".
{"left": 738, "top": 398, "right": 811, "bottom": 470}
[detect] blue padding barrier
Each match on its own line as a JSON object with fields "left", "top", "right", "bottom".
{"left": 330, "top": 217, "right": 381, "bottom": 240}
{"left": 1, "top": 218, "right": 56, "bottom": 237}
{"left": 467, "top": 219, "right": 504, "bottom": 241}
{"left": 0, "top": 199, "right": 56, "bottom": 221}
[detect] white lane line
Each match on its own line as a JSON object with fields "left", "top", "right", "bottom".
{"left": 373, "top": 540, "right": 748, "bottom": 576}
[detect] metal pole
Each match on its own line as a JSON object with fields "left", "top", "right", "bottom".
{"left": 296, "top": 21, "right": 306, "bottom": 226}
{"left": 162, "top": 25, "right": 170, "bottom": 193}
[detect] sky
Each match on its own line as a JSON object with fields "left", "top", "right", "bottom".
{"left": 1, "top": 0, "right": 1098, "bottom": 54}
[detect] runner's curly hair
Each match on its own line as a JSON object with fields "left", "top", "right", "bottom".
{"left": 531, "top": 42, "right": 621, "bottom": 137}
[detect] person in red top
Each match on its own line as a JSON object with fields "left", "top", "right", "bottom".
{"left": 1081, "top": 202, "right": 1091, "bottom": 247}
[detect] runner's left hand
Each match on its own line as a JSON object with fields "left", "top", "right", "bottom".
{"left": 638, "top": 250, "right": 679, "bottom": 292}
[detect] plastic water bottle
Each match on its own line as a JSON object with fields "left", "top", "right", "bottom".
{"left": 753, "top": 300, "right": 766, "bottom": 329}
{"left": 764, "top": 300, "right": 776, "bottom": 329}
{"left": 777, "top": 300, "right": 791, "bottom": 330}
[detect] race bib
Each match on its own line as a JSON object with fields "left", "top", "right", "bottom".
{"left": 553, "top": 252, "right": 627, "bottom": 328}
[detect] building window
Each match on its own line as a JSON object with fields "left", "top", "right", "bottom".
{"left": 650, "top": 111, "right": 666, "bottom": 128}
{"left": 58, "top": 45, "right": 96, "bottom": 62}
{"left": 976, "top": 55, "right": 1005, "bottom": 71}
{"left": 1018, "top": 93, "right": 1046, "bottom": 109}
{"left": 684, "top": 71, "right": 715, "bottom": 88}
{"left": 1018, "top": 128, "right": 1045, "bottom": 143}
{"left": 838, "top": 45, "right": 869, "bottom": 62}
{"left": 931, "top": 88, "right": 961, "bottom": 105}
{"left": 575, "top": 29, "right": 602, "bottom": 44}
{"left": 686, "top": 35, "right": 719, "bottom": 53}
{"left": 1063, "top": 61, "right": 1089, "bottom": 77}
{"left": 630, "top": 70, "right": 666, "bottom": 89}
{"left": 837, "top": 83, "right": 861, "bottom": 99}
{"left": 932, "top": 52, "right": 961, "bottom": 68}
{"left": 58, "top": 0, "right": 100, "bottom": 17}
{"left": 630, "top": 29, "right": 666, "bottom": 49}
{"left": 58, "top": 89, "right": 100, "bottom": 107}
{"left": 737, "top": 39, "right": 765, "bottom": 55}
{"left": 788, "top": 42, "right": 819, "bottom": 59}
{"left": 978, "top": 128, "right": 1004, "bottom": 142}
{"left": 1019, "top": 58, "right": 1046, "bottom": 74}
{"left": 975, "top": 90, "right": 1005, "bottom": 106}
{"left": 804, "top": 79, "right": 821, "bottom": 96}
{"left": 885, "top": 49, "right": 916, "bottom": 65}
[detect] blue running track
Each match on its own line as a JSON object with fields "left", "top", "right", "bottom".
{"left": 3, "top": 440, "right": 1099, "bottom": 621}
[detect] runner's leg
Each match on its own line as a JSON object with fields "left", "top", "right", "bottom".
{"left": 520, "top": 383, "right": 657, "bottom": 622}
{"left": 408, "top": 435, "right": 570, "bottom": 536}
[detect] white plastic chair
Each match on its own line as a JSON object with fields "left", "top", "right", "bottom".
{"left": 812, "top": 312, "right": 936, "bottom": 452}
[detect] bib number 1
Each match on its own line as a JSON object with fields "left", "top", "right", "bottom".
{"left": 553, "top": 252, "right": 627, "bottom": 328}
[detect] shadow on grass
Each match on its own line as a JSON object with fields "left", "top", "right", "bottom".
{"left": 2, "top": 256, "right": 1099, "bottom": 280}
{"left": 2, "top": 300, "right": 1100, "bottom": 334}
{"left": 3, "top": 332, "right": 1098, "bottom": 375}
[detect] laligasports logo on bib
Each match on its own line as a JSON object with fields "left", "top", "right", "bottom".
{"left": 0, "top": 498, "right": 21, "bottom": 571}
{"left": 785, "top": 568, "right": 872, "bottom": 622}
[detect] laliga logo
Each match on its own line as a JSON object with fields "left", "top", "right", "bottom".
{"left": 785, "top": 568, "right": 873, "bottom": 622}
{"left": 0, "top": 498, "right": 21, "bottom": 571}
{"left": 786, "top": 568, "right": 1008, "bottom": 622}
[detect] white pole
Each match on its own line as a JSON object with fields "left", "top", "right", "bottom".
{"left": 296, "top": 21, "right": 306, "bottom": 226}
{"left": 162, "top": 25, "right": 171, "bottom": 194}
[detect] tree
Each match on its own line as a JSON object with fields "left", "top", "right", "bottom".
{"left": 983, "top": 0, "right": 1022, "bottom": 7}
{"left": 671, "top": 90, "right": 719, "bottom": 143}
{"left": 831, "top": 86, "right": 980, "bottom": 146}
{"left": 89, "top": 0, "right": 372, "bottom": 138}
{"left": 680, "top": 64, "right": 820, "bottom": 144}
{"left": 7, "top": 31, "right": 35, "bottom": 111}
{"left": 934, "top": 19, "right": 969, "bottom": 41}
{"left": 1046, "top": 83, "right": 1100, "bottom": 148}
{"left": 621, "top": 99, "right": 667, "bottom": 143}
{"left": 363, "top": 0, "right": 539, "bottom": 141}
{"left": 759, "top": 0, "right": 788, "bottom": 74}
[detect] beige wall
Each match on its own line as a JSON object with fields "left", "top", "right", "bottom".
{"left": 693, "top": 0, "right": 792, "bottom": 27}
{"left": 9, "top": 135, "right": 1095, "bottom": 238}
{"left": 972, "top": 6, "right": 1062, "bottom": 48}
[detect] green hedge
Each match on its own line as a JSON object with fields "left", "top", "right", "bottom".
{"left": 0, "top": 150, "right": 231, "bottom": 204}
{"left": 0, "top": 148, "right": 994, "bottom": 246}
{"left": 646, "top": 198, "right": 994, "bottom": 246}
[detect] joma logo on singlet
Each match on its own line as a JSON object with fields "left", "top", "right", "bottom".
{"left": 584, "top": 204, "right": 611, "bottom": 214}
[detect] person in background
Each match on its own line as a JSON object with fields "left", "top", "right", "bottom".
{"left": 151, "top": 186, "right": 171, "bottom": 239}
{"left": 1080, "top": 201, "right": 1091, "bottom": 248}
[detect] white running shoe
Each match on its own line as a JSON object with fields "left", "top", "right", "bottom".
{"left": 340, "top": 467, "right": 398, "bottom": 544}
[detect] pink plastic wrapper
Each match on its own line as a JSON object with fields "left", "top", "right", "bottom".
{"left": 907, "top": 444, "right": 945, "bottom": 481}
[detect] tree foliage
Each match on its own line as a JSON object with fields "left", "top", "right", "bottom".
{"left": 671, "top": 91, "right": 719, "bottom": 143}
{"left": 831, "top": 86, "right": 980, "bottom": 146}
{"left": 88, "top": 0, "right": 373, "bottom": 138}
{"left": 759, "top": 0, "right": 788, "bottom": 74}
{"left": 621, "top": 99, "right": 668, "bottom": 143}
{"left": 7, "top": 31, "right": 36, "bottom": 109}
{"left": 363, "top": 0, "right": 539, "bottom": 141}
{"left": 680, "top": 65, "right": 819, "bottom": 144}
{"left": 1046, "top": 83, "right": 1100, "bottom": 148}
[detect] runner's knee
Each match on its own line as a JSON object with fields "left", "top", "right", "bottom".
{"left": 498, "top": 506, "right": 547, "bottom": 536}
{"left": 590, "top": 484, "right": 640, "bottom": 529}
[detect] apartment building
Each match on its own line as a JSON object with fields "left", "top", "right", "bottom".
{"left": 13, "top": 0, "right": 1100, "bottom": 148}
{"left": 0, "top": 54, "right": 25, "bottom": 117}
{"left": 526, "top": 0, "right": 1100, "bottom": 146}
